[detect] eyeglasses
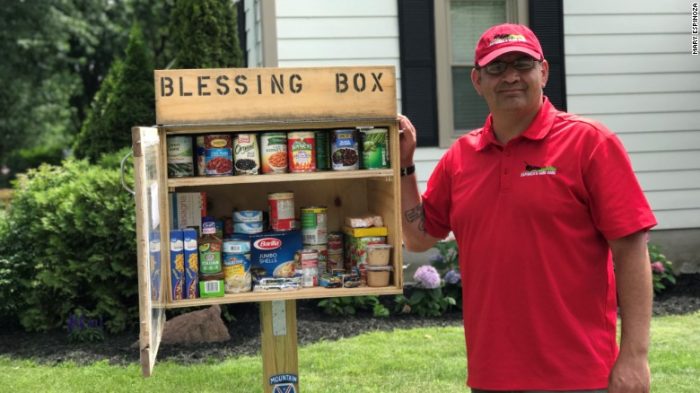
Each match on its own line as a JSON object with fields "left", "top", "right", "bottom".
{"left": 476, "top": 57, "right": 539, "bottom": 75}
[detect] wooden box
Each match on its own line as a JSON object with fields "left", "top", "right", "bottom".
{"left": 133, "top": 66, "right": 403, "bottom": 376}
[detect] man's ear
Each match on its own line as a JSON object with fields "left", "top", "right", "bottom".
{"left": 540, "top": 59, "right": 550, "bottom": 89}
{"left": 471, "top": 67, "right": 483, "bottom": 96}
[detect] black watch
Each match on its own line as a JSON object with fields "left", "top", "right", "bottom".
{"left": 400, "top": 165, "right": 415, "bottom": 177}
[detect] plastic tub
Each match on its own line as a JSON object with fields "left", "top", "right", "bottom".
{"left": 366, "top": 244, "right": 392, "bottom": 266}
{"left": 366, "top": 265, "right": 393, "bottom": 287}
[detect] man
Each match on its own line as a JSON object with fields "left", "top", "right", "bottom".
{"left": 399, "top": 24, "right": 656, "bottom": 393}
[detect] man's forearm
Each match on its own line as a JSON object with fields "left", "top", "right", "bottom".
{"left": 611, "top": 231, "right": 652, "bottom": 357}
{"left": 401, "top": 172, "right": 439, "bottom": 252}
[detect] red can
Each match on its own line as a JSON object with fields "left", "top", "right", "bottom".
{"left": 287, "top": 132, "right": 316, "bottom": 173}
{"left": 268, "top": 192, "right": 295, "bottom": 231}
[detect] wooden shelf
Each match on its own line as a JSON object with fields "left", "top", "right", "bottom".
{"left": 165, "top": 285, "right": 402, "bottom": 309}
{"left": 168, "top": 169, "right": 395, "bottom": 188}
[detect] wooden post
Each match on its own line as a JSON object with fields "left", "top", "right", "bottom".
{"left": 260, "top": 300, "right": 299, "bottom": 393}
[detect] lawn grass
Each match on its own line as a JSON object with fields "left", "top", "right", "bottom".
{"left": 0, "top": 312, "right": 698, "bottom": 393}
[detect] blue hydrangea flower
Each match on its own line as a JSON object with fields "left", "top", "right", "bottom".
{"left": 444, "top": 269, "right": 461, "bottom": 285}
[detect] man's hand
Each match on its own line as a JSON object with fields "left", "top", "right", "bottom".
{"left": 398, "top": 114, "right": 417, "bottom": 167}
{"left": 608, "top": 352, "right": 650, "bottom": 392}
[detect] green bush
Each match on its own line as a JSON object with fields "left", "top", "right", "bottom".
{"left": 649, "top": 243, "right": 676, "bottom": 294}
{"left": 430, "top": 239, "right": 462, "bottom": 309}
{"left": 394, "top": 288, "right": 456, "bottom": 318}
{"left": 317, "top": 296, "right": 389, "bottom": 318}
{"left": 0, "top": 144, "right": 65, "bottom": 188}
{"left": 0, "top": 148, "right": 137, "bottom": 333}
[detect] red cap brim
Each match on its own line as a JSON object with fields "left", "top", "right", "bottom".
{"left": 476, "top": 47, "right": 543, "bottom": 67}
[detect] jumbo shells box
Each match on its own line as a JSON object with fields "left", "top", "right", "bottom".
{"left": 248, "top": 230, "right": 303, "bottom": 277}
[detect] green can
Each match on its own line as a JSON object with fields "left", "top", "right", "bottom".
{"left": 360, "top": 128, "right": 389, "bottom": 169}
{"left": 314, "top": 130, "right": 330, "bottom": 170}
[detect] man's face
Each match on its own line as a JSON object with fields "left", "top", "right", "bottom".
{"left": 470, "top": 52, "right": 549, "bottom": 115}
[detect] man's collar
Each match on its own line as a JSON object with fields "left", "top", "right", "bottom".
{"left": 476, "top": 97, "right": 556, "bottom": 151}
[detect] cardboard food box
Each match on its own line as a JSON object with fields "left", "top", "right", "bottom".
{"left": 344, "top": 232, "right": 387, "bottom": 269}
{"left": 169, "top": 192, "right": 207, "bottom": 232}
{"left": 248, "top": 230, "right": 303, "bottom": 277}
{"left": 169, "top": 230, "right": 185, "bottom": 300}
{"left": 183, "top": 228, "right": 199, "bottom": 299}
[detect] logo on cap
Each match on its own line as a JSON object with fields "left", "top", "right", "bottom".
{"left": 489, "top": 34, "right": 527, "bottom": 47}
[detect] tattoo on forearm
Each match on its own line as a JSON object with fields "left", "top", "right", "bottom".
{"left": 404, "top": 204, "right": 426, "bottom": 234}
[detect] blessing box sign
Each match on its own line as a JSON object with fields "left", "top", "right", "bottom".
{"left": 154, "top": 66, "right": 396, "bottom": 125}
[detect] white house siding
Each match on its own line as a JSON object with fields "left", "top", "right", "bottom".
{"left": 243, "top": 0, "right": 263, "bottom": 67}
{"left": 273, "top": 0, "right": 402, "bottom": 110}
{"left": 564, "top": 0, "right": 700, "bottom": 230}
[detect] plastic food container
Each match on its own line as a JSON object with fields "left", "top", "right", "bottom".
{"left": 366, "top": 265, "right": 393, "bottom": 287}
{"left": 366, "top": 244, "right": 392, "bottom": 266}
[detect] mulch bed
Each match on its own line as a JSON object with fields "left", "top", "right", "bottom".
{"left": 1, "top": 274, "right": 698, "bottom": 366}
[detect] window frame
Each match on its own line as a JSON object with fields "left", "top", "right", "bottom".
{"left": 434, "top": 0, "right": 529, "bottom": 148}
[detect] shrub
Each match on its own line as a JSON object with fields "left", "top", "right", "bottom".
{"left": 0, "top": 148, "right": 137, "bottom": 333}
{"left": 649, "top": 243, "right": 676, "bottom": 294}
{"left": 317, "top": 296, "right": 389, "bottom": 318}
{"left": 430, "top": 239, "right": 462, "bottom": 309}
{"left": 395, "top": 265, "right": 456, "bottom": 317}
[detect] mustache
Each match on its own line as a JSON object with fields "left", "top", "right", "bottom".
{"left": 496, "top": 83, "right": 527, "bottom": 92}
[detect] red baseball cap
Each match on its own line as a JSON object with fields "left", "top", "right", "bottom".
{"left": 474, "top": 23, "right": 544, "bottom": 67}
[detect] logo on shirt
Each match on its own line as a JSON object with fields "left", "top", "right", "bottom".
{"left": 520, "top": 162, "right": 557, "bottom": 177}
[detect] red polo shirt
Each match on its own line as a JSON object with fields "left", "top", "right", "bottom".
{"left": 421, "top": 97, "right": 657, "bottom": 390}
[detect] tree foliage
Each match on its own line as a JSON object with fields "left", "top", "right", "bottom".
{"left": 0, "top": 0, "right": 173, "bottom": 182}
{"left": 73, "top": 25, "right": 155, "bottom": 161}
{"left": 170, "top": 0, "right": 243, "bottom": 68}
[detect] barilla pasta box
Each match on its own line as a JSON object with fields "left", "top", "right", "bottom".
{"left": 183, "top": 228, "right": 199, "bottom": 299}
{"left": 169, "top": 230, "right": 185, "bottom": 300}
{"left": 248, "top": 230, "right": 303, "bottom": 278}
{"left": 169, "top": 192, "right": 207, "bottom": 232}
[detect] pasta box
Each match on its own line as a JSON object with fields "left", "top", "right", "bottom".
{"left": 248, "top": 230, "right": 303, "bottom": 277}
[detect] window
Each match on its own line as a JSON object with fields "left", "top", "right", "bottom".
{"left": 434, "top": 0, "right": 528, "bottom": 147}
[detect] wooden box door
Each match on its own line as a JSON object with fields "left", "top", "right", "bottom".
{"left": 132, "top": 127, "right": 167, "bottom": 377}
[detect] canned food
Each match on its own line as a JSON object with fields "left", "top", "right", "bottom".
{"left": 223, "top": 239, "right": 251, "bottom": 254}
{"left": 196, "top": 136, "right": 206, "bottom": 176}
{"left": 360, "top": 128, "right": 389, "bottom": 169}
{"left": 328, "top": 250, "right": 344, "bottom": 271}
{"left": 233, "top": 133, "right": 260, "bottom": 175}
{"left": 296, "top": 249, "right": 319, "bottom": 287}
{"left": 301, "top": 206, "right": 327, "bottom": 245}
{"left": 287, "top": 131, "right": 316, "bottom": 172}
{"left": 167, "top": 136, "right": 194, "bottom": 177}
{"left": 314, "top": 131, "right": 330, "bottom": 170}
{"left": 327, "top": 232, "right": 343, "bottom": 252}
{"left": 305, "top": 243, "right": 328, "bottom": 273}
{"left": 331, "top": 129, "right": 359, "bottom": 170}
{"left": 223, "top": 252, "right": 251, "bottom": 293}
{"left": 268, "top": 192, "right": 295, "bottom": 231}
{"left": 233, "top": 221, "right": 264, "bottom": 234}
{"left": 233, "top": 210, "right": 263, "bottom": 223}
{"left": 204, "top": 134, "right": 233, "bottom": 176}
{"left": 261, "top": 132, "right": 288, "bottom": 174}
